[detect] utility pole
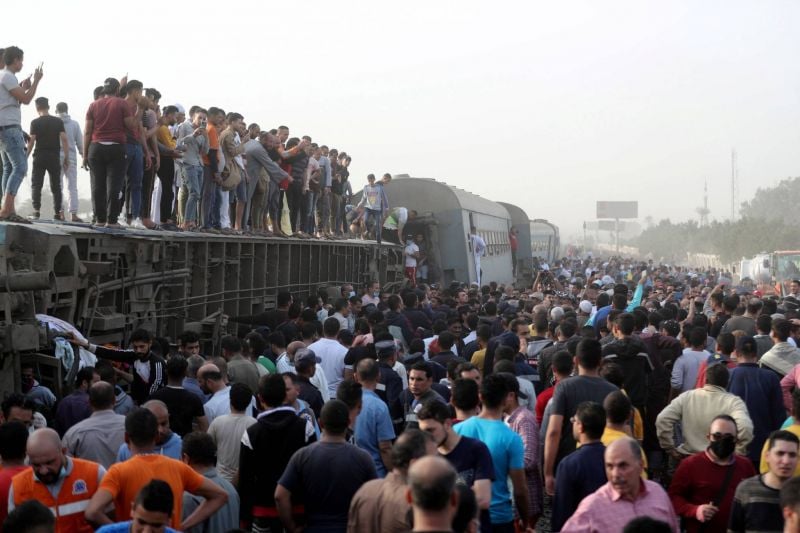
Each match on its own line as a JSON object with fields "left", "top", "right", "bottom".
{"left": 731, "top": 149, "right": 737, "bottom": 221}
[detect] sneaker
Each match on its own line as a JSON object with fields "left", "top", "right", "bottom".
{"left": 130, "top": 218, "right": 147, "bottom": 230}
{"left": 30, "top": 211, "right": 40, "bottom": 220}
{"left": 54, "top": 211, "right": 65, "bottom": 221}
{"left": 71, "top": 214, "right": 85, "bottom": 223}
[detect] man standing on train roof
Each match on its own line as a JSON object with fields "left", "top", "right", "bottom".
{"left": 509, "top": 227, "right": 519, "bottom": 278}
{"left": 356, "top": 173, "right": 389, "bottom": 244}
{"left": 469, "top": 226, "right": 486, "bottom": 286}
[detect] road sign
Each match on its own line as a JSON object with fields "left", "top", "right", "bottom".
{"left": 596, "top": 201, "right": 638, "bottom": 219}
{"left": 598, "top": 220, "right": 624, "bottom": 231}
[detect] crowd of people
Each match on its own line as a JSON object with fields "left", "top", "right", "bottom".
{"left": 0, "top": 45, "right": 417, "bottom": 242}
{"left": 4, "top": 255, "right": 800, "bottom": 532}
{"left": 6, "top": 45, "right": 800, "bottom": 533}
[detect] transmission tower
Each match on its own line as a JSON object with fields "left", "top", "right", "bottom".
{"left": 696, "top": 180, "right": 710, "bottom": 226}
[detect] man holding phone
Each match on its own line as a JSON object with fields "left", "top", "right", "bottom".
{"left": 0, "top": 47, "right": 44, "bottom": 223}
{"left": 175, "top": 108, "right": 209, "bottom": 231}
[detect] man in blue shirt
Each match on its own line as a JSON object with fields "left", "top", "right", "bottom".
{"left": 454, "top": 373, "right": 531, "bottom": 532}
{"left": 551, "top": 401, "right": 607, "bottom": 532}
{"left": 354, "top": 359, "right": 396, "bottom": 476}
{"left": 97, "top": 479, "right": 179, "bottom": 532}
{"left": 587, "top": 270, "right": 646, "bottom": 335}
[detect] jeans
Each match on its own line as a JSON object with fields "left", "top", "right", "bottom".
{"left": 0, "top": 126, "right": 28, "bottom": 198}
{"left": 201, "top": 165, "right": 222, "bottom": 228}
{"left": 319, "top": 188, "right": 331, "bottom": 232}
{"left": 304, "top": 190, "right": 318, "bottom": 234}
{"left": 332, "top": 193, "right": 342, "bottom": 233}
{"left": 61, "top": 152, "right": 79, "bottom": 213}
{"left": 31, "top": 151, "right": 63, "bottom": 214}
{"left": 183, "top": 164, "right": 203, "bottom": 224}
{"left": 88, "top": 143, "right": 127, "bottom": 224}
{"left": 124, "top": 143, "right": 144, "bottom": 219}
{"left": 365, "top": 208, "right": 382, "bottom": 243}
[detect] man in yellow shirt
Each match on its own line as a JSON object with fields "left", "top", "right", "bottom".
{"left": 155, "top": 105, "right": 182, "bottom": 229}
{"left": 469, "top": 326, "right": 491, "bottom": 374}
{"left": 602, "top": 390, "right": 648, "bottom": 474}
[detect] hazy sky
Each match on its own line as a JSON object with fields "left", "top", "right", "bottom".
{"left": 6, "top": 0, "right": 799, "bottom": 240}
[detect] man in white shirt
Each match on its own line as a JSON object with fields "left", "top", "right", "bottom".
{"left": 404, "top": 236, "right": 420, "bottom": 287}
{"left": 469, "top": 226, "right": 486, "bottom": 286}
{"left": 308, "top": 318, "right": 348, "bottom": 398}
{"left": 197, "top": 363, "right": 255, "bottom": 423}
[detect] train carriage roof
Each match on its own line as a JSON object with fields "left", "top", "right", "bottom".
{"left": 386, "top": 176, "right": 510, "bottom": 219}
{"left": 497, "top": 202, "right": 530, "bottom": 227}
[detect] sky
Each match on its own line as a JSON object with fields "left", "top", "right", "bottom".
{"left": 6, "top": 0, "right": 800, "bottom": 241}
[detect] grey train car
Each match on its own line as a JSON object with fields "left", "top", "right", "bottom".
{"left": 530, "top": 218, "right": 560, "bottom": 264}
{"left": 498, "top": 202, "right": 533, "bottom": 283}
{"left": 0, "top": 222, "right": 403, "bottom": 398}
{"left": 384, "top": 177, "right": 514, "bottom": 286}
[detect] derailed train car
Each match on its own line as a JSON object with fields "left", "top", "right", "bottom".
{"left": 0, "top": 222, "right": 402, "bottom": 397}
{"left": 530, "top": 218, "right": 560, "bottom": 264}
{"left": 384, "top": 176, "right": 514, "bottom": 286}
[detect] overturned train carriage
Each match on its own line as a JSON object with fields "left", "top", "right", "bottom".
{"left": 0, "top": 222, "right": 402, "bottom": 397}
{"left": 384, "top": 177, "right": 514, "bottom": 286}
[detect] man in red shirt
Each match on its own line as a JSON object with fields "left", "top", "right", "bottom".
{"left": 83, "top": 78, "right": 138, "bottom": 227}
{"left": 668, "top": 415, "right": 756, "bottom": 532}
{"left": 536, "top": 351, "right": 573, "bottom": 424}
{"left": 509, "top": 228, "right": 519, "bottom": 278}
{"left": 0, "top": 422, "right": 29, "bottom": 526}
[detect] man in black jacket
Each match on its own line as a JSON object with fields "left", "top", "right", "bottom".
{"left": 239, "top": 374, "right": 316, "bottom": 531}
{"left": 601, "top": 313, "right": 653, "bottom": 413}
{"left": 386, "top": 294, "right": 415, "bottom": 346}
{"left": 72, "top": 328, "right": 165, "bottom": 405}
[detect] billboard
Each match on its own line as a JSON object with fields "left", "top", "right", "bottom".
{"left": 596, "top": 201, "right": 638, "bottom": 219}
{"left": 598, "top": 220, "right": 623, "bottom": 231}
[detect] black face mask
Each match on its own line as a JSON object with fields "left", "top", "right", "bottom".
{"left": 709, "top": 436, "right": 736, "bottom": 459}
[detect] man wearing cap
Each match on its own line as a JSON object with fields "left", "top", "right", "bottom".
{"left": 55, "top": 102, "right": 83, "bottom": 222}
{"left": 294, "top": 348, "right": 324, "bottom": 418}
{"left": 375, "top": 336, "right": 404, "bottom": 422}
{"left": 27, "top": 96, "right": 68, "bottom": 220}
{"left": 577, "top": 300, "right": 593, "bottom": 327}
{"left": 728, "top": 335, "right": 785, "bottom": 464}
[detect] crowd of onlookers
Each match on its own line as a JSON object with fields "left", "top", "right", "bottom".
{"left": 4, "top": 256, "right": 800, "bottom": 532}
{"left": 0, "top": 45, "right": 414, "bottom": 242}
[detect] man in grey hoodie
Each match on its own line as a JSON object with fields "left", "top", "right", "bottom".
{"left": 760, "top": 318, "right": 800, "bottom": 377}
{"left": 55, "top": 102, "right": 83, "bottom": 221}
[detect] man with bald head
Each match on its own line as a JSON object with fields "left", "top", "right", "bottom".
{"left": 198, "top": 363, "right": 230, "bottom": 423}
{"left": 561, "top": 438, "right": 678, "bottom": 532}
{"left": 63, "top": 381, "right": 126, "bottom": 468}
{"left": 117, "top": 400, "right": 183, "bottom": 461}
{"left": 10, "top": 428, "right": 105, "bottom": 533}
{"left": 406, "top": 455, "right": 459, "bottom": 532}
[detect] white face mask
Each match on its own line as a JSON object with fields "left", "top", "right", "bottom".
{"left": 349, "top": 291, "right": 356, "bottom": 298}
